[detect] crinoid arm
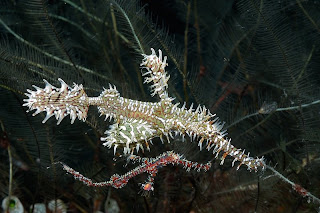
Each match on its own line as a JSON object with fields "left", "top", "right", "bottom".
{"left": 23, "top": 78, "right": 89, "bottom": 124}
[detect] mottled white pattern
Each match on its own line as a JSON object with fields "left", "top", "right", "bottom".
{"left": 23, "top": 48, "right": 266, "bottom": 171}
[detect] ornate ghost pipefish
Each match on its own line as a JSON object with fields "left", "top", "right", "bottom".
{"left": 23, "top": 48, "right": 266, "bottom": 172}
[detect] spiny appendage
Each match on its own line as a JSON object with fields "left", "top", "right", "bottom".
{"left": 139, "top": 49, "right": 265, "bottom": 171}
{"left": 188, "top": 116, "right": 265, "bottom": 171}
{"left": 95, "top": 84, "right": 120, "bottom": 120}
{"left": 23, "top": 78, "right": 89, "bottom": 124}
{"left": 166, "top": 101, "right": 266, "bottom": 171}
{"left": 59, "top": 151, "right": 211, "bottom": 193}
{"left": 140, "top": 48, "right": 171, "bottom": 100}
{"left": 101, "top": 118, "right": 157, "bottom": 155}
{"left": 97, "top": 87, "right": 161, "bottom": 123}
{"left": 206, "top": 136, "right": 266, "bottom": 171}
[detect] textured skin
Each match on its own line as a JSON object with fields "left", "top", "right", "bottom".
{"left": 23, "top": 48, "right": 266, "bottom": 171}
{"left": 59, "top": 151, "right": 211, "bottom": 190}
